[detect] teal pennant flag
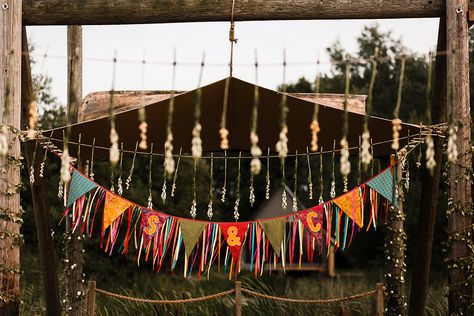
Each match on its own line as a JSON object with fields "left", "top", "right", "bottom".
{"left": 66, "top": 170, "right": 98, "bottom": 208}
{"left": 366, "top": 166, "right": 397, "bottom": 205}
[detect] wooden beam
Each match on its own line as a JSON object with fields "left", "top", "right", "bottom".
{"left": 65, "top": 25, "right": 84, "bottom": 316}
{"left": 446, "top": 0, "right": 473, "bottom": 313}
{"left": 21, "top": 28, "right": 62, "bottom": 316}
{"left": 0, "top": 1, "right": 22, "bottom": 314}
{"left": 408, "top": 18, "right": 447, "bottom": 316}
{"left": 22, "top": 0, "right": 445, "bottom": 25}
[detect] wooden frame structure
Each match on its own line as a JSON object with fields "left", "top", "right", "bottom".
{"left": 1, "top": 1, "right": 472, "bottom": 315}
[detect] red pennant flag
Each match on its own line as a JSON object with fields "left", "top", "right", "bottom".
{"left": 220, "top": 222, "right": 248, "bottom": 263}
{"left": 296, "top": 205, "right": 324, "bottom": 242}
{"left": 140, "top": 209, "right": 169, "bottom": 247}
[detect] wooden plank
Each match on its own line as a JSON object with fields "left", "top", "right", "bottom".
{"left": 235, "top": 281, "right": 242, "bottom": 316}
{"left": 408, "top": 19, "right": 447, "bottom": 316}
{"left": 446, "top": 0, "right": 473, "bottom": 313}
{"left": 77, "top": 90, "right": 365, "bottom": 123}
{"left": 376, "top": 283, "right": 384, "bottom": 316}
{"left": 0, "top": 1, "right": 22, "bottom": 314}
{"left": 22, "top": 0, "right": 445, "bottom": 25}
{"left": 21, "top": 28, "right": 62, "bottom": 316}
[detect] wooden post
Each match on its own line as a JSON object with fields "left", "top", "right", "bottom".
{"left": 384, "top": 155, "right": 406, "bottom": 315}
{"left": 327, "top": 244, "right": 336, "bottom": 277}
{"left": 86, "top": 280, "right": 96, "bottom": 316}
{"left": 446, "top": 0, "right": 473, "bottom": 313}
{"left": 408, "top": 19, "right": 447, "bottom": 316}
{"left": 20, "top": 28, "right": 62, "bottom": 316}
{"left": 376, "top": 283, "right": 384, "bottom": 316}
{"left": 0, "top": 1, "right": 22, "bottom": 315}
{"left": 65, "top": 25, "right": 84, "bottom": 316}
{"left": 235, "top": 281, "right": 242, "bottom": 316}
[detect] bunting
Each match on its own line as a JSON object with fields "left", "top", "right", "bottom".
{"left": 103, "top": 192, "right": 133, "bottom": 230}
{"left": 366, "top": 166, "right": 397, "bottom": 205}
{"left": 67, "top": 170, "right": 98, "bottom": 208}
{"left": 140, "top": 209, "right": 169, "bottom": 247}
{"left": 220, "top": 222, "right": 248, "bottom": 264}
{"left": 259, "top": 218, "right": 286, "bottom": 256}
{"left": 333, "top": 189, "right": 363, "bottom": 228}
{"left": 296, "top": 206, "right": 324, "bottom": 241}
{"left": 59, "top": 150, "right": 401, "bottom": 278}
{"left": 179, "top": 219, "right": 207, "bottom": 257}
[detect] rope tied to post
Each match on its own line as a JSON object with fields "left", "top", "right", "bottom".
{"left": 241, "top": 288, "right": 378, "bottom": 304}
{"left": 95, "top": 288, "right": 235, "bottom": 305}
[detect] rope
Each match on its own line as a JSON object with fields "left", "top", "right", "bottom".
{"left": 94, "top": 286, "right": 378, "bottom": 306}
{"left": 36, "top": 131, "right": 434, "bottom": 160}
{"left": 95, "top": 288, "right": 235, "bottom": 305}
{"left": 228, "top": 0, "right": 237, "bottom": 77}
{"left": 241, "top": 288, "right": 377, "bottom": 304}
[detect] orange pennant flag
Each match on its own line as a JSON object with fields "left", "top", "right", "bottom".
{"left": 333, "top": 189, "right": 363, "bottom": 228}
{"left": 103, "top": 192, "right": 133, "bottom": 230}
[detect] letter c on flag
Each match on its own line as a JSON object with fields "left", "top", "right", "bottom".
{"left": 306, "top": 211, "right": 321, "bottom": 233}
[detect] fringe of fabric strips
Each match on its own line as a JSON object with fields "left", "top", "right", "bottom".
{"left": 63, "top": 165, "right": 393, "bottom": 279}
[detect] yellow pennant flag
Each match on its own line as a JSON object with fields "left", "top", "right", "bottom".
{"left": 333, "top": 189, "right": 363, "bottom": 228}
{"left": 103, "top": 192, "right": 133, "bottom": 230}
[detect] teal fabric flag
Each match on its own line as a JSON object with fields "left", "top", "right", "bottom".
{"left": 67, "top": 171, "right": 98, "bottom": 208}
{"left": 367, "top": 167, "right": 397, "bottom": 205}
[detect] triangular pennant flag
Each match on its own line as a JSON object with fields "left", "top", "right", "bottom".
{"left": 179, "top": 219, "right": 207, "bottom": 257}
{"left": 296, "top": 206, "right": 324, "bottom": 241}
{"left": 103, "top": 192, "right": 133, "bottom": 230}
{"left": 220, "top": 222, "right": 248, "bottom": 263}
{"left": 259, "top": 218, "right": 286, "bottom": 256}
{"left": 67, "top": 170, "right": 98, "bottom": 208}
{"left": 366, "top": 167, "right": 397, "bottom": 205}
{"left": 141, "top": 209, "right": 169, "bottom": 247}
{"left": 333, "top": 189, "right": 363, "bottom": 228}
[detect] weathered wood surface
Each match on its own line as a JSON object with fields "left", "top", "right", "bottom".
{"left": 78, "top": 90, "right": 365, "bottom": 123}
{"left": 22, "top": 0, "right": 445, "bottom": 25}
{"left": 0, "top": 1, "right": 22, "bottom": 315}
{"left": 66, "top": 25, "right": 85, "bottom": 316}
{"left": 408, "top": 19, "right": 447, "bottom": 316}
{"left": 21, "top": 28, "right": 62, "bottom": 316}
{"left": 446, "top": 0, "right": 473, "bottom": 313}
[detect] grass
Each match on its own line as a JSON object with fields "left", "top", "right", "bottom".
{"left": 20, "top": 248, "right": 448, "bottom": 315}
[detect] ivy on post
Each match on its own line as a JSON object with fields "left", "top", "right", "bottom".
{"left": 384, "top": 155, "right": 407, "bottom": 316}
{"left": 446, "top": 0, "right": 473, "bottom": 313}
{"left": 65, "top": 25, "right": 85, "bottom": 316}
{"left": 0, "top": 1, "right": 22, "bottom": 315}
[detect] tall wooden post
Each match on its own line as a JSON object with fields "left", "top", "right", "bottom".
{"left": 408, "top": 19, "right": 447, "bottom": 316}
{"left": 21, "top": 28, "right": 62, "bottom": 316}
{"left": 65, "top": 25, "right": 84, "bottom": 316}
{"left": 0, "top": 1, "right": 22, "bottom": 315}
{"left": 384, "top": 155, "right": 406, "bottom": 316}
{"left": 86, "top": 280, "right": 96, "bottom": 316}
{"left": 446, "top": 0, "right": 473, "bottom": 313}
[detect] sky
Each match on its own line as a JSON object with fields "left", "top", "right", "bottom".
{"left": 26, "top": 18, "right": 440, "bottom": 106}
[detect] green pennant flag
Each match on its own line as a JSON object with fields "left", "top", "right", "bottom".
{"left": 179, "top": 219, "right": 207, "bottom": 257}
{"left": 259, "top": 218, "right": 286, "bottom": 256}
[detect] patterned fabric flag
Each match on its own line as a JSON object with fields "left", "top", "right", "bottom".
{"left": 366, "top": 166, "right": 397, "bottom": 205}
{"left": 296, "top": 206, "right": 324, "bottom": 241}
{"left": 67, "top": 170, "right": 98, "bottom": 208}
{"left": 103, "top": 192, "right": 133, "bottom": 230}
{"left": 333, "top": 189, "right": 363, "bottom": 228}
{"left": 259, "top": 218, "right": 286, "bottom": 256}
{"left": 179, "top": 219, "right": 207, "bottom": 257}
{"left": 141, "top": 209, "right": 169, "bottom": 247}
{"left": 220, "top": 222, "right": 248, "bottom": 263}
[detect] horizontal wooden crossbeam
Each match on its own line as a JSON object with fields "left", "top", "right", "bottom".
{"left": 23, "top": 0, "right": 445, "bottom": 25}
